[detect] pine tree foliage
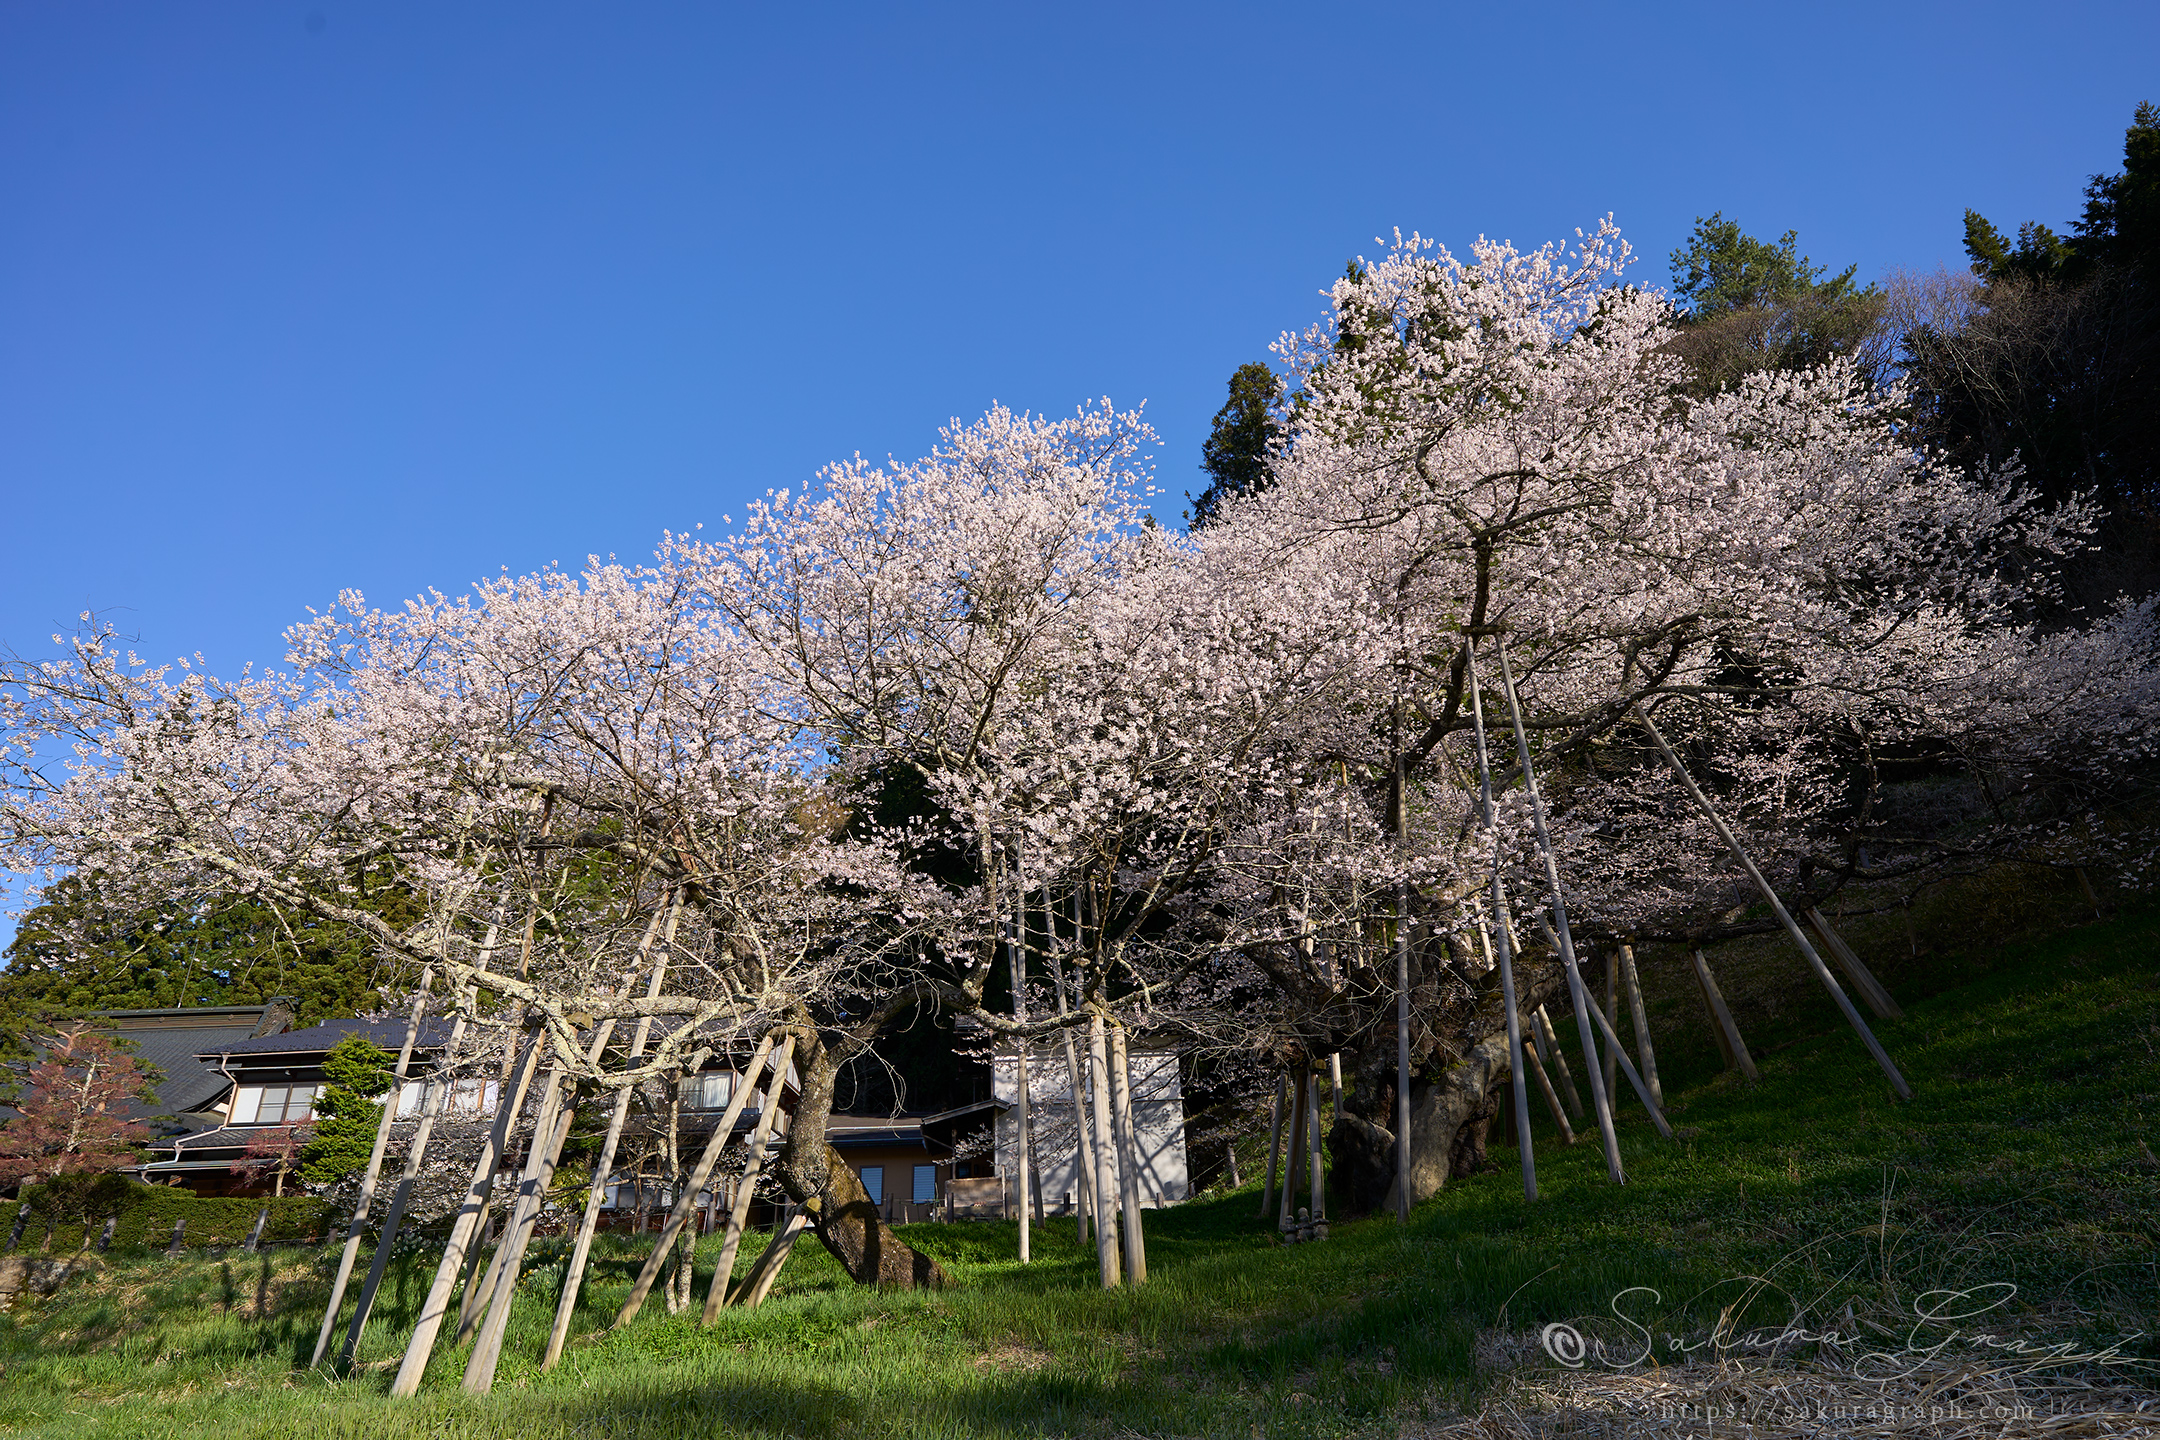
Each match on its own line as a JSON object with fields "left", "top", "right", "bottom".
{"left": 299, "top": 1034, "right": 395, "bottom": 1187}
{"left": 1189, "top": 362, "right": 1284, "bottom": 528}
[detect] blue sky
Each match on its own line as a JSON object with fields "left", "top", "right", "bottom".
{"left": 2, "top": 1, "right": 2155, "bottom": 945}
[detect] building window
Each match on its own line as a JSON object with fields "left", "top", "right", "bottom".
{"left": 859, "top": 1166, "right": 883, "bottom": 1203}
{"left": 685, "top": 1072, "right": 733, "bottom": 1110}
{"left": 912, "top": 1165, "right": 936, "bottom": 1204}
{"left": 230, "top": 1084, "right": 319, "bottom": 1125}
{"left": 388, "top": 1078, "right": 498, "bottom": 1118}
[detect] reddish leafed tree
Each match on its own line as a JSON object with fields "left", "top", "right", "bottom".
{"left": 231, "top": 1122, "right": 312, "bottom": 1197}
{"left": 0, "top": 1022, "right": 156, "bottom": 1189}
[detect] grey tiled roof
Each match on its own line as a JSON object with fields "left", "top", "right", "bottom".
{"left": 118, "top": 1020, "right": 263, "bottom": 1116}
{"left": 212, "top": 1016, "right": 454, "bottom": 1059}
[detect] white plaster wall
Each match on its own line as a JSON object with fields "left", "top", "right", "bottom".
{"left": 990, "top": 1044, "right": 1188, "bottom": 1208}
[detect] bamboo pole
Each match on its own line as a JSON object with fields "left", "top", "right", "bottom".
{"left": 311, "top": 966, "right": 435, "bottom": 1367}
{"left": 1803, "top": 907, "right": 1902, "bottom": 1020}
{"left": 388, "top": 1029, "right": 544, "bottom": 1398}
{"left": 1259, "top": 1074, "right": 1285, "bottom": 1218}
{"left": 701, "top": 1037, "right": 795, "bottom": 1320}
{"left": 541, "top": 899, "right": 679, "bottom": 1370}
{"left": 1109, "top": 1019, "right": 1148, "bottom": 1283}
{"left": 1085, "top": 1014, "right": 1121, "bottom": 1287}
{"left": 1532, "top": 1007, "right": 1586, "bottom": 1122}
{"left": 1691, "top": 951, "right": 1738, "bottom": 1070}
{"left": 1464, "top": 634, "right": 1537, "bottom": 1202}
{"left": 1636, "top": 706, "right": 1910, "bottom": 1099}
{"left": 1494, "top": 638, "right": 1625, "bottom": 1183}
{"left": 1690, "top": 949, "right": 1758, "bottom": 1081}
{"left": 611, "top": 1033, "right": 781, "bottom": 1328}
{"left": 1616, "top": 943, "right": 1663, "bottom": 1110}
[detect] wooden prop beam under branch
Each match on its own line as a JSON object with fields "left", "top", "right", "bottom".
{"left": 1635, "top": 705, "right": 1910, "bottom": 1100}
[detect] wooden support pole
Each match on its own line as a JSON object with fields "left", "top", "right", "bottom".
{"left": 1495, "top": 638, "right": 1625, "bottom": 1183}
{"left": 1803, "top": 907, "right": 1902, "bottom": 1020}
{"left": 1259, "top": 1074, "right": 1285, "bottom": 1218}
{"left": 542, "top": 899, "right": 678, "bottom": 1371}
{"left": 461, "top": 1072, "right": 576, "bottom": 1393}
{"left": 1278, "top": 1068, "right": 1306, "bottom": 1232}
{"left": 1009, "top": 904, "right": 1032, "bottom": 1265}
{"left": 1393, "top": 870, "right": 1413, "bottom": 1223}
{"left": 1049, "top": 939, "right": 1096, "bottom": 1245}
{"left": 1464, "top": 633, "right": 1537, "bottom": 1202}
{"left": 312, "top": 966, "right": 434, "bottom": 1367}
{"left": 1305, "top": 1059, "right": 1324, "bottom": 1221}
{"left": 388, "top": 1029, "right": 544, "bottom": 1398}
{"left": 736, "top": 1206, "right": 808, "bottom": 1310}
{"left": 1637, "top": 706, "right": 1910, "bottom": 1099}
{"left": 1541, "top": 923, "right": 1673, "bottom": 1140}
{"left": 1601, "top": 950, "right": 1621, "bottom": 1109}
{"left": 1085, "top": 1014, "right": 1121, "bottom": 1288}
{"left": 1691, "top": 949, "right": 1758, "bottom": 1081}
{"left": 2076, "top": 867, "right": 2104, "bottom": 920}
{"left": 340, "top": 977, "right": 478, "bottom": 1370}
{"left": 1109, "top": 1019, "right": 1147, "bottom": 1284}
{"left": 613, "top": 1032, "right": 780, "bottom": 1328}
{"left": 617, "top": 1035, "right": 780, "bottom": 1322}
{"left": 1520, "top": 1030, "right": 1577, "bottom": 1144}
{"left": 701, "top": 1038, "right": 795, "bottom": 1321}
{"left": 1617, "top": 944, "right": 1663, "bottom": 1111}
{"left": 458, "top": 1063, "right": 570, "bottom": 1348}
{"left": 1532, "top": 1007, "right": 1586, "bottom": 1123}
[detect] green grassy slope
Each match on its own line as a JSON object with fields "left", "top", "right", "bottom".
{"left": 2, "top": 909, "right": 2155, "bottom": 1440}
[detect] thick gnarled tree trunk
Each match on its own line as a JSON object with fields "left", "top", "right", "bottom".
{"left": 1330, "top": 954, "right": 1564, "bottom": 1215}
{"left": 775, "top": 1031, "right": 948, "bottom": 1290}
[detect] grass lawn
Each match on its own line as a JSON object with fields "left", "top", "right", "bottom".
{"left": 2, "top": 907, "right": 2156, "bottom": 1439}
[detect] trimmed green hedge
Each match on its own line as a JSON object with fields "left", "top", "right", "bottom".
{"left": 15, "top": 1176, "right": 332, "bottom": 1250}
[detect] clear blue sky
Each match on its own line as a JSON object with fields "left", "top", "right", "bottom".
{"left": 2, "top": 2, "right": 2155, "bottom": 945}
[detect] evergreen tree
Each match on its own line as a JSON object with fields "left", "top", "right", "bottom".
{"left": 299, "top": 1033, "right": 396, "bottom": 1187}
{"left": 0, "top": 870, "right": 422, "bottom": 1057}
{"left": 1908, "top": 102, "right": 2160, "bottom": 599}
{"left": 1665, "top": 213, "right": 1885, "bottom": 392}
{"left": 1189, "top": 362, "right": 1284, "bottom": 528}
